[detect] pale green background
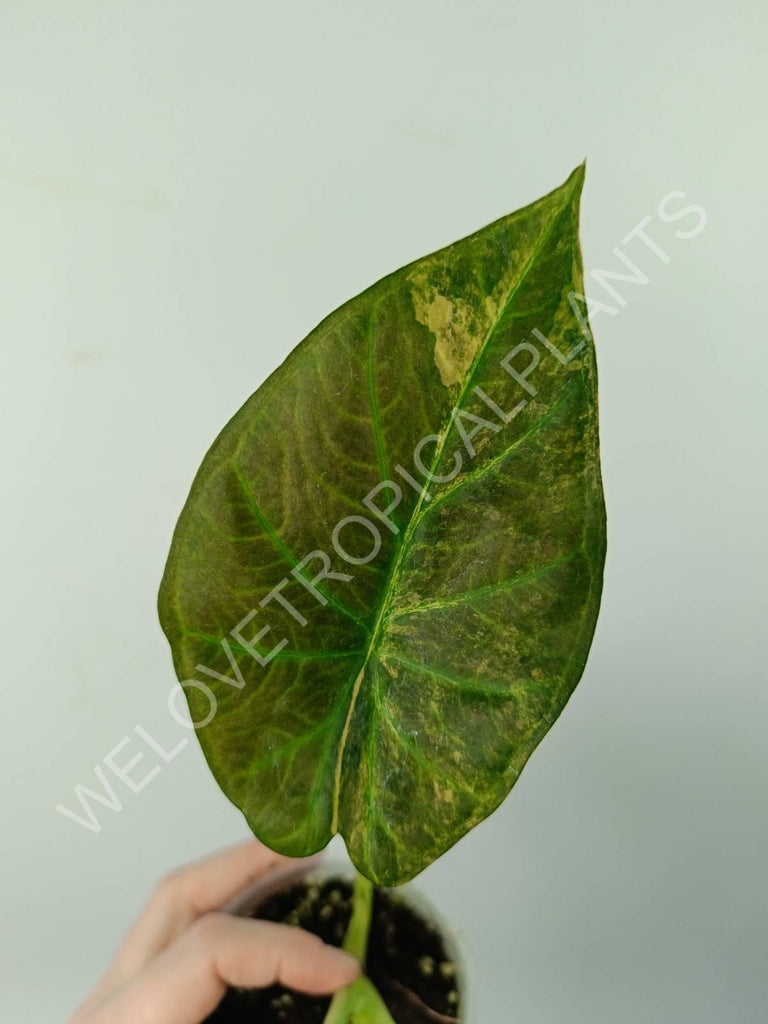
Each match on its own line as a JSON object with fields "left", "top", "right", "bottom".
{"left": 1, "top": 2, "right": 766, "bottom": 1021}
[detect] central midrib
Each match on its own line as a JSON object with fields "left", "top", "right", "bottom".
{"left": 329, "top": 183, "right": 574, "bottom": 835}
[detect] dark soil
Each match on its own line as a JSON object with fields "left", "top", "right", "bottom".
{"left": 205, "top": 877, "right": 462, "bottom": 1024}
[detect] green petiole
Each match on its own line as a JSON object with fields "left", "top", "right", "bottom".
{"left": 321, "top": 873, "right": 396, "bottom": 1024}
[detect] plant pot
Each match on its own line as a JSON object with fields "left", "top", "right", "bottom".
{"left": 206, "top": 860, "right": 471, "bottom": 1024}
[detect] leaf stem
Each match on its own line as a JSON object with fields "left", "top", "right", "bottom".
{"left": 343, "top": 873, "right": 375, "bottom": 962}
{"left": 321, "top": 872, "right": 396, "bottom": 1024}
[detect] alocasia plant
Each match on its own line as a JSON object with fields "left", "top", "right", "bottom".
{"left": 159, "top": 165, "right": 606, "bottom": 1022}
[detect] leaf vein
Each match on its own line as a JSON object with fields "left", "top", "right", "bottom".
{"left": 391, "top": 548, "right": 581, "bottom": 618}
{"left": 231, "top": 461, "right": 370, "bottom": 634}
{"left": 420, "top": 380, "right": 577, "bottom": 520}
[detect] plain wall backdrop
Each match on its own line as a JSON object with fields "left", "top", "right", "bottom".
{"left": 1, "top": 2, "right": 766, "bottom": 1021}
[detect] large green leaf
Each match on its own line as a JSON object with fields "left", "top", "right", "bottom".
{"left": 159, "top": 166, "right": 606, "bottom": 886}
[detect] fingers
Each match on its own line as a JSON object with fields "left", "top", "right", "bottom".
{"left": 111, "top": 840, "right": 303, "bottom": 977}
{"left": 87, "top": 914, "right": 360, "bottom": 1024}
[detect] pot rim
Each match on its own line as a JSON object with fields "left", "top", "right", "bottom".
{"left": 223, "top": 856, "right": 472, "bottom": 1023}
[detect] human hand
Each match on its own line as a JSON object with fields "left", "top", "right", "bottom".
{"left": 70, "top": 841, "right": 361, "bottom": 1024}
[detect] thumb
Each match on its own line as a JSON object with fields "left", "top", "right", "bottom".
{"left": 78, "top": 913, "right": 360, "bottom": 1024}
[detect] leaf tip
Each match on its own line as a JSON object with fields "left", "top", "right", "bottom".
{"left": 568, "top": 160, "right": 587, "bottom": 190}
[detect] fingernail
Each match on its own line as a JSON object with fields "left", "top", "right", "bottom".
{"left": 328, "top": 948, "right": 362, "bottom": 977}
